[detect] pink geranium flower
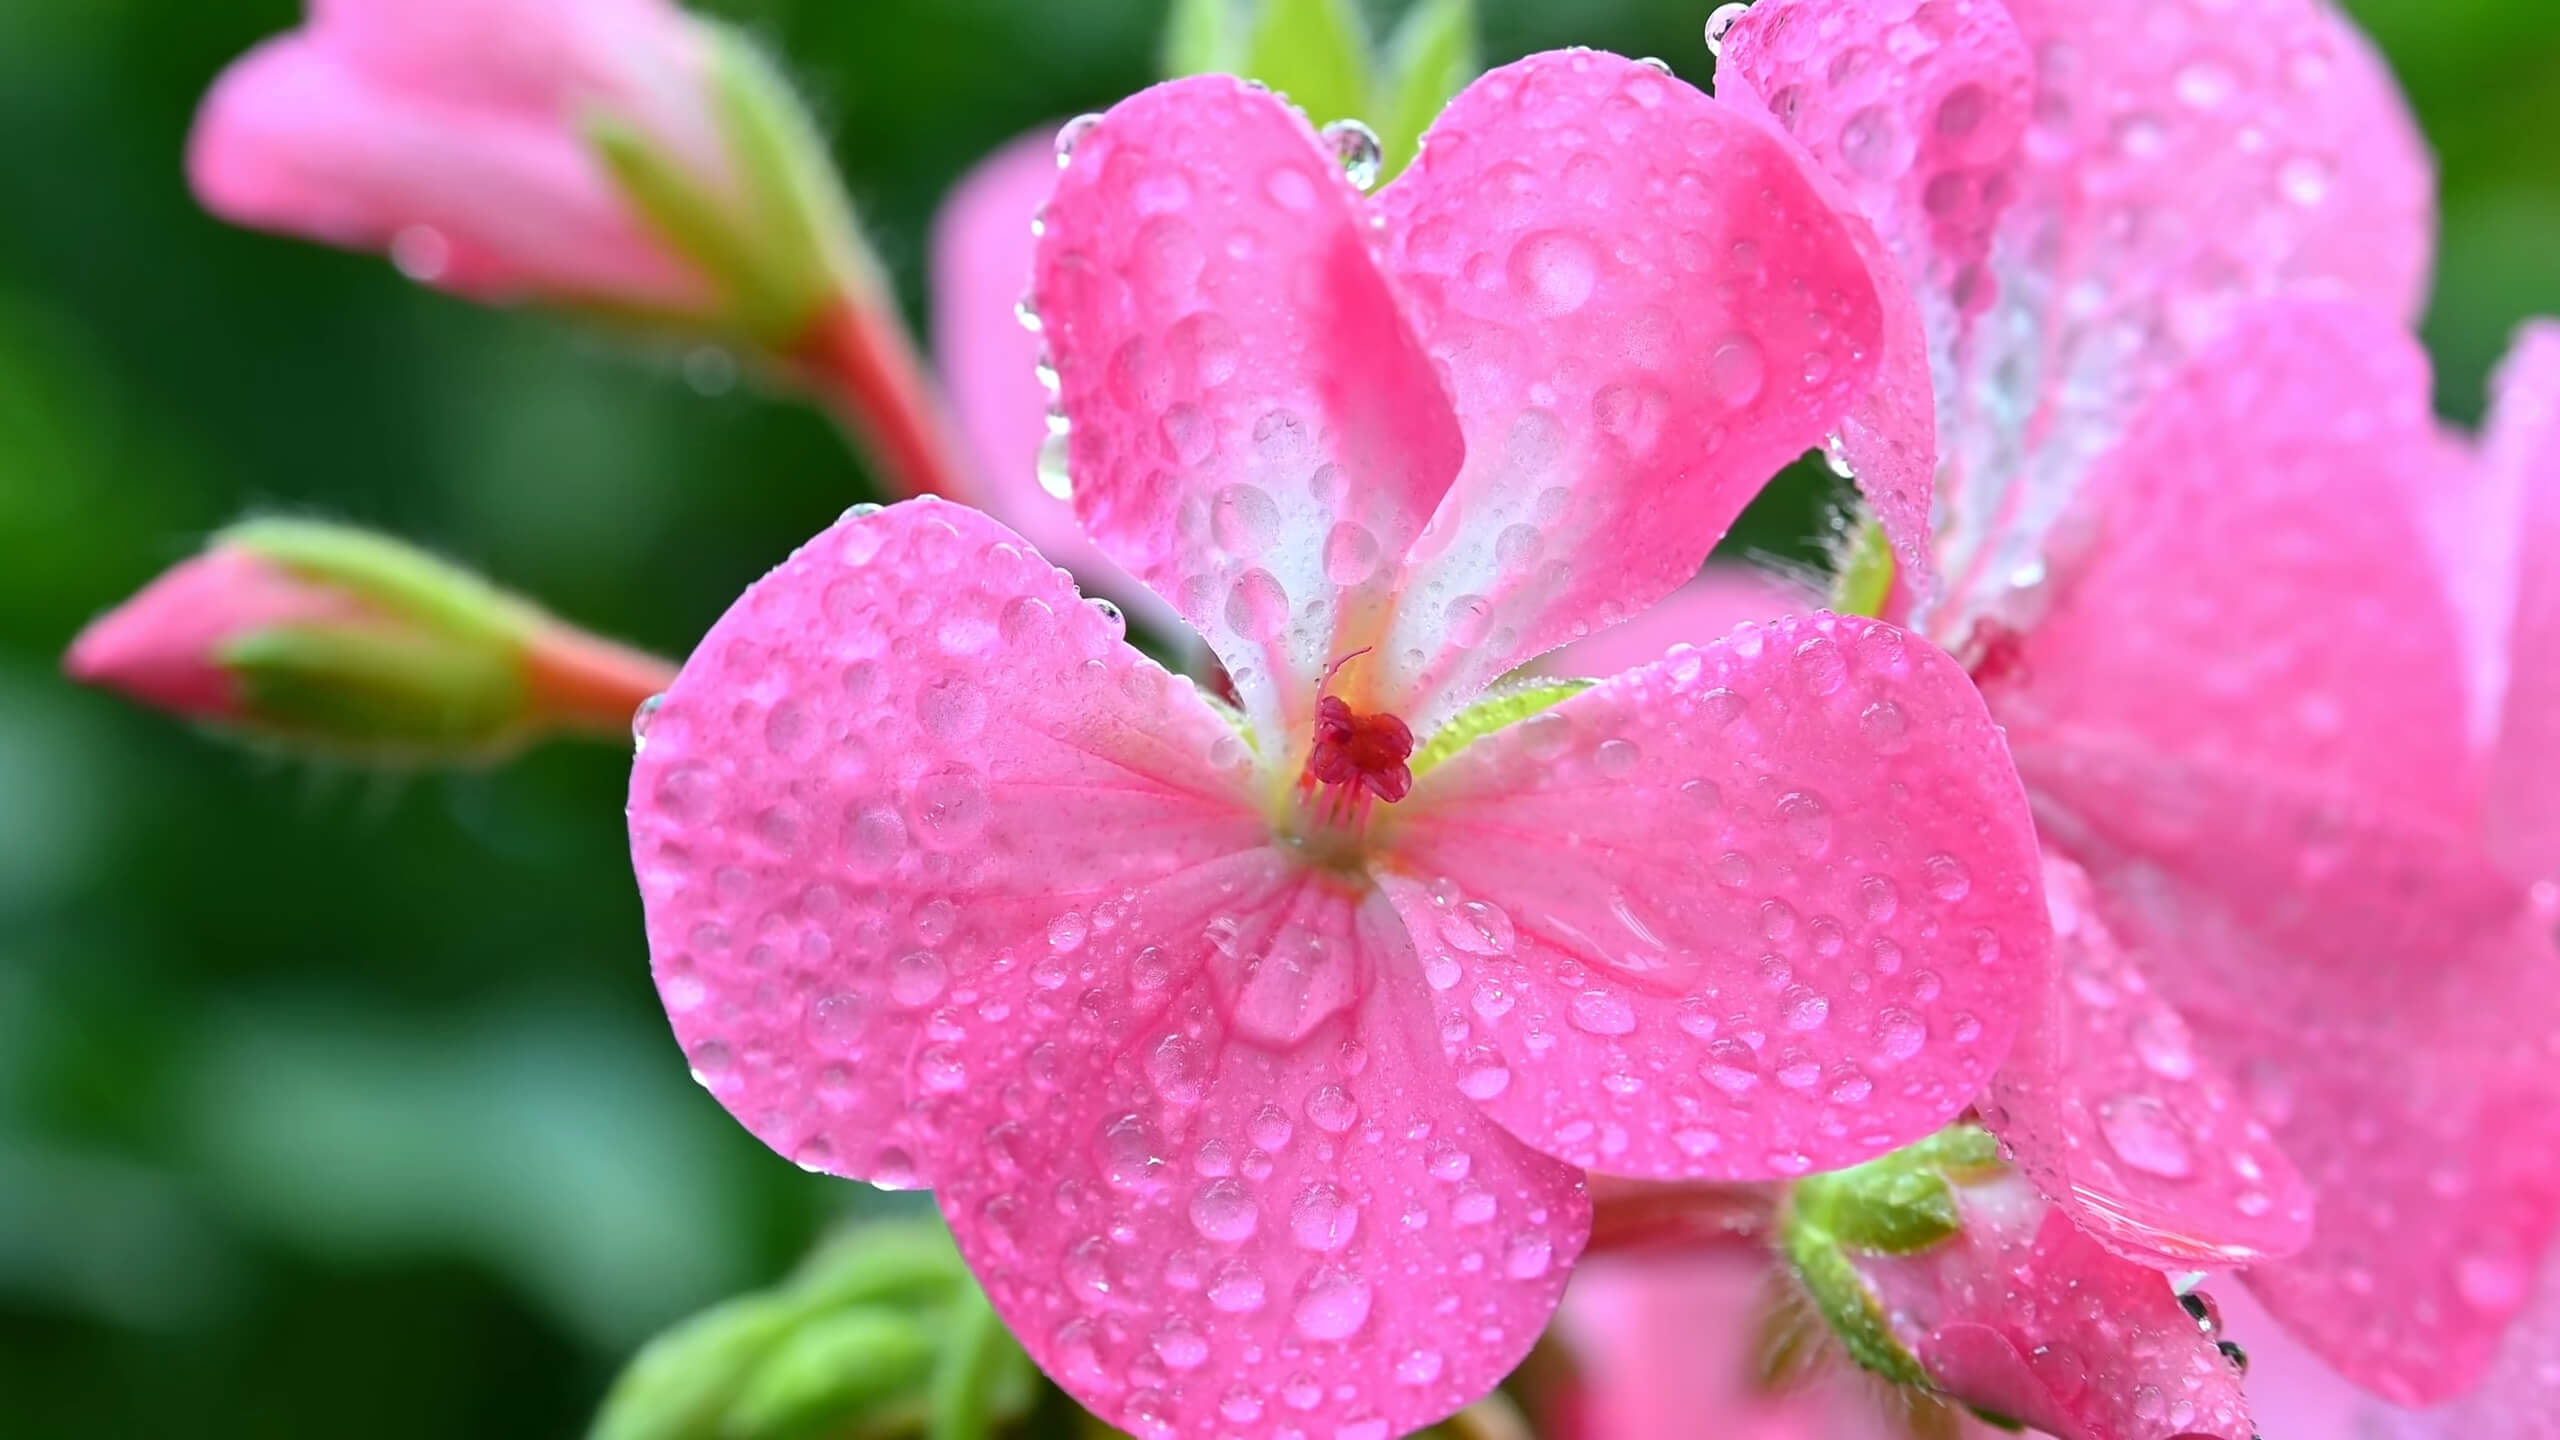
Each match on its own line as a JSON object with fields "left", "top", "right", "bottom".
{"left": 627, "top": 52, "right": 2055, "bottom": 1437}
{"left": 1708, "top": 0, "right": 2560, "bottom": 1413}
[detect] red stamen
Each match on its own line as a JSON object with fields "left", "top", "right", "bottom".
{"left": 1304, "top": 694, "right": 1415, "bottom": 805}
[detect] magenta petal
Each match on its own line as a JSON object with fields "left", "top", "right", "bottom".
{"left": 1033, "top": 75, "right": 1464, "bottom": 747}
{"left": 1370, "top": 52, "right": 1889, "bottom": 726}
{"left": 2367, "top": 1249, "right": 2560, "bottom": 1438}
{"left": 2481, "top": 323, "right": 2560, "bottom": 885}
{"left": 1737, "top": 0, "right": 2434, "bottom": 638}
{"left": 934, "top": 882, "right": 1589, "bottom": 1440}
{"left": 930, "top": 129, "right": 1183, "bottom": 637}
{"left": 1386, "top": 612, "right": 2046, "bottom": 1180}
{"left": 1997, "top": 301, "right": 2475, "bottom": 829}
{"left": 626, "top": 499, "right": 1268, "bottom": 1189}
{"left": 1858, "top": 1170, "right": 2256, "bottom": 1440}
{"left": 1983, "top": 853, "right": 2313, "bottom": 1267}
{"left": 2019, "top": 740, "right": 2560, "bottom": 1405}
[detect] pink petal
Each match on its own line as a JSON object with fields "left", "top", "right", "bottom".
{"left": 1719, "top": 0, "right": 2039, "bottom": 588}
{"left": 1385, "top": 612, "right": 2047, "bottom": 1180}
{"left": 929, "top": 128, "right": 1184, "bottom": 638}
{"left": 1370, "top": 52, "right": 1889, "bottom": 727}
{"left": 1733, "top": 0, "right": 2435, "bottom": 641}
{"left": 2367, "top": 1248, "right": 2560, "bottom": 1438}
{"left": 932, "top": 882, "right": 1590, "bottom": 1440}
{"left": 1554, "top": 1251, "right": 1912, "bottom": 1440}
{"left": 1032, "top": 75, "right": 1465, "bottom": 749}
{"left": 190, "top": 37, "right": 703, "bottom": 306}
{"left": 63, "top": 546, "right": 381, "bottom": 720}
{"left": 626, "top": 498, "right": 1269, "bottom": 1190}
{"left": 1534, "top": 564, "right": 1822, "bottom": 681}
{"left": 2208, "top": 1282, "right": 2368, "bottom": 1439}
{"left": 1993, "top": 300, "right": 2475, "bottom": 830}
{"left": 2017, "top": 742, "right": 2560, "bottom": 1405}
{"left": 2481, "top": 323, "right": 2560, "bottom": 885}
{"left": 1982, "top": 853, "right": 2313, "bottom": 1268}
{"left": 1856, "top": 1168, "right": 2256, "bottom": 1439}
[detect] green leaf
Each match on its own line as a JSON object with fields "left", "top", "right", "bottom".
{"left": 1790, "top": 1123, "right": 2000, "bottom": 1257}
{"left": 589, "top": 1295, "right": 801, "bottom": 1440}
{"left": 1243, "top": 0, "right": 1372, "bottom": 129}
{"left": 1160, "top": 0, "right": 1245, "bottom": 77}
{"left": 723, "top": 1308, "right": 938, "bottom": 1440}
{"left": 925, "top": 1283, "right": 1036, "bottom": 1440}
{"left": 1371, "top": 0, "right": 1477, "bottom": 178}
{"left": 1409, "top": 677, "right": 1593, "bottom": 778}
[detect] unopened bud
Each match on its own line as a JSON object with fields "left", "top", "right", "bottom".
{"left": 65, "top": 519, "right": 671, "bottom": 764}
{"left": 590, "top": 1218, "right": 1035, "bottom": 1440}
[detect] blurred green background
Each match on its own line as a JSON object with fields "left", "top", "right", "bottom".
{"left": 0, "top": 0, "right": 2551, "bottom": 1435}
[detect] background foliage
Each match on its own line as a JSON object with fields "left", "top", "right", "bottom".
{"left": 0, "top": 0, "right": 2552, "bottom": 1434}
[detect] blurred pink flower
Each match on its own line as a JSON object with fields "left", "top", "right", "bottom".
{"left": 1714, "top": 0, "right": 2560, "bottom": 1413}
{"left": 626, "top": 53, "right": 2055, "bottom": 1438}
{"left": 931, "top": 128, "right": 1183, "bottom": 639}
{"left": 191, "top": 0, "right": 720, "bottom": 308}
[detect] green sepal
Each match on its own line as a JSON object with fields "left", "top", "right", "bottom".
{"left": 786, "top": 1218, "right": 970, "bottom": 1312}
{"left": 1829, "top": 512, "right": 1895, "bottom": 619}
{"left": 1242, "top": 0, "right": 1373, "bottom": 126}
{"left": 1410, "top": 677, "right": 1593, "bottom": 778}
{"left": 590, "top": 1294, "right": 804, "bottom": 1440}
{"left": 1780, "top": 1216, "right": 1931, "bottom": 1389}
{"left": 222, "top": 517, "right": 531, "bottom": 647}
{"left": 1372, "top": 0, "right": 1475, "bottom": 178}
{"left": 219, "top": 625, "right": 529, "bottom": 761}
{"left": 582, "top": 23, "right": 861, "bottom": 349}
{"left": 722, "top": 1307, "right": 939, "bottom": 1440}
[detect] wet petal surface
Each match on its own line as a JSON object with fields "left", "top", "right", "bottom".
{"left": 1387, "top": 612, "right": 2046, "bottom": 1180}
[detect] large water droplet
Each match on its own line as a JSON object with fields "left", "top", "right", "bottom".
{"left": 1293, "top": 1268, "right": 1374, "bottom": 1340}
{"left": 1508, "top": 230, "right": 1600, "bottom": 315}
{"left": 1322, "top": 119, "right": 1383, "bottom": 190}
{"left": 1569, "top": 990, "right": 1637, "bottom": 1035}
{"left": 1289, "top": 1183, "right": 1358, "bottom": 1252}
{"left": 2098, "top": 1094, "right": 2196, "bottom": 1178}
{"left": 1707, "top": 334, "right": 1766, "bottom": 404}
{"left": 1055, "top": 113, "right": 1104, "bottom": 167}
{"left": 1704, "top": 2, "right": 1750, "bottom": 57}
{"left": 1191, "top": 1178, "right": 1258, "bottom": 1242}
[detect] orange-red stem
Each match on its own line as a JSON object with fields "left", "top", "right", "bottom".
{"left": 523, "top": 622, "right": 680, "bottom": 741}
{"left": 792, "top": 288, "right": 978, "bottom": 505}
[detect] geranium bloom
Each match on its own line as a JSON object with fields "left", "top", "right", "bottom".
{"left": 628, "top": 52, "right": 2055, "bottom": 1437}
{"left": 1704, "top": 0, "right": 2560, "bottom": 1414}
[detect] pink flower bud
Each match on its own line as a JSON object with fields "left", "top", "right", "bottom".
{"left": 65, "top": 546, "right": 376, "bottom": 724}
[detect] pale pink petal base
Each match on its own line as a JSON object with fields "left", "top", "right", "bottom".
{"left": 1387, "top": 612, "right": 2047, "bottom": 1181}
{"left": 1857, "top": 1169, "right": 2255, "bottom": 1440}
{"left": 1982, "top": 854, "right": 2313, "bottom": 1268}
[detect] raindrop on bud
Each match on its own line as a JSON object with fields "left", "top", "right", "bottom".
{"left": 1822, "top": 432, "right": 1855, "bottom": 478}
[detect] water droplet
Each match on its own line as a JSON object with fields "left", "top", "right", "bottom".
{"left": 2098, "top": 1094, "right": 2196, "bottom": 1178}
{"left": 1395, "top": 1348, "right": 1446, "bottom": 1386}
{"left": 2277, "top": 154, "right": 2332, "bottom": 206}
{"left": 390, "top": 225, "right": 451, "bottom": 282}
{"left": 1924, "top": 853, "right": 1972, "bottom": 901}
{"left": 1208, "top": 1258, "right": 1267, "bottom": 1312}
{"left": 1508, "top": 229, "right": 1600, "bottom": 315}
{"left": 1190, "top": 1178, "right": 1257, "bottom": 1242}
{"left": 1037, "top": 428, "right": 1074, "bottom": 499}
{"left": 1056, "top": 113, "right": 1104, "bottom": 167}
{"left": 1444, "top": 593, "right": 1496, "bottom": 648}
{"left": 1440, "top": 899, "right": 1515, "bottom": 956}
{"left": 1456, "top": 1047, "right": 1512, "bottom": 1099}
{"left": 1838, "top": 105, "right": 1900, "bottom": 178}
{"left": 1593, "top": 738, "right": 1641, "bottom": 778}
{"left": 1822, "top": 433, "right": 1855, "bottom": 477}
{"left": 1777, "top": 790, "right": 1832, "bottom": 856}
{"left": 1704, "top": 2, "right": 1750, "bottom": 57}
{"left": 1707, "top": 334, "right": 1766, "bottom": 404}
{"left": 1569, "top": 990, "right": 1637, "bottom": 1035}
{"left": 1324, "top": 522, "right": 1381, "bottom": 585}
{"left": 1505, "top": 1230, "right": 1554, "bottom": 1279}
{"left": 1322, "top": 119, "right": 1383, "bottom": 190}
{"left": 1305, "top": 1085, "right": 1359, "bottom": 1133}
{"left": 630, "top": 693, "right": 665, "bottom": 752}
{"left": 1293, "top": 1268, "right": 1374, "bottom": 1340}
{"left": 2131, "top": 1008, "right": 2197, "bottom": 1079}
{"left": 1874, "top": 1008, "right": 1926, "bottom": 1061}
{"left": 1290, "top": 1183, "right": 1358, "bottom": 1252}
{"left": 2458, "top": 1253, "right": 2530, "bottom": 1313}
{"left": 1783, "top": 986, "right": 1830, "bottom": 1031}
